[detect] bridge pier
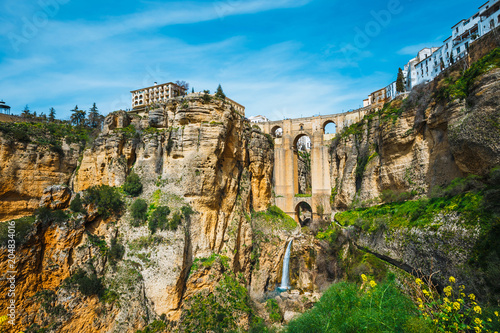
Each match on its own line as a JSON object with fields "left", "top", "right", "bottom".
{"left": 257, "top": 109, "right": 369, "bottom": 223}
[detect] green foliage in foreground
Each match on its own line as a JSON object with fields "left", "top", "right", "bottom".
{"left": 286, "top": 276, "right": 422, "bottom": 333}
{"left": 135, "top": 320, "right": 167, "bottom": 333}
{"left": 252, "top": 205, "right": 297, "bottom": 231}
{"left": 83, "top": 185, "right": 124, "bottom": 218}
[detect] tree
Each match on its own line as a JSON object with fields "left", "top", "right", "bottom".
{"left": 48, "top": 108, "right": 56, "bottom": 122}
{"left": 123, "top": 172, "right": 143, "bottom": 196}
{"left": 21, "top": 105, "right": 31, "bottom": 118}
{"left": 175, "top": 80, "right": 189, "bottom": 93}
{"left": 215, "top": 84, "right": 226, "bottom": 99}
{"left": 87, "top": 103, "right": 103, "bottom": 129}
{"left": 70, "top": 105, "right": 86, "bottom": 127}
{"left": 396, "top": 68, "right": 405, "bottom": 93}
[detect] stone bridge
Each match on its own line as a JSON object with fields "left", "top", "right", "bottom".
{"left": 255, "top": 108, "right": 369, "bottom": 223}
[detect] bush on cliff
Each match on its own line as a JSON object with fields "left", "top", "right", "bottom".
{"left": 70, "top": 193, "right": 85, "bottom": 213}
{"left": 83, "top": 185, "right": 123, "bottom": 218}
{"left": 131, "top": 198, "right": 148, "bottom": 226}
{"left": 148, "top": 206, "right": 171, "bottom": 233}
{"left": 179, "top": 272, "right": 253, "bottom": 332}
{"left": 123, "top": 172, "right": 143, "bottom": 197}
{"left": 0, "top": 215, "right": 36, "bottom": 246}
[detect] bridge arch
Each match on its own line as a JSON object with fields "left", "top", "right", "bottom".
{"left": 323, "top": 120, "right": 337, "bottom": 134}
{"left": 295, "top": 201, "right": 312, "bottom": 226}
{"left": 271, "top": 125, "right": 283, "bottom": 138}
{"left": 293, "top": 132, "right": 313, "bottom": 150}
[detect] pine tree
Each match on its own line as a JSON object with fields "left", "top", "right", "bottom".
{"left": 48, "top": 108, "right": 56, "bottom": 122}
{"left": 88, "top": 103, "right": 103, "bottom": 129}
{"left": 215, "top": 84, "right": 226, "bottom": 99}
{"left": 70, "top": 105, "right": 86, "bottom": 127}
{"left": 396, "top": 68, "right": 405, "bottom": 93}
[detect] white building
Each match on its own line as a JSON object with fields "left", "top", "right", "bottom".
{"left": 131, "top": 82, "right": 187, "bottom": 109}
{"left": 478, "top": 0, "right": 500, "bottom": 36}
{"left": 248, "top": 115, "right": 270, "bottom": 123}
{"left": 375, "top": 0, "right": 500, "bottom": 106}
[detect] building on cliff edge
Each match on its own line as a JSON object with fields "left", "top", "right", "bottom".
{"left": 364, "top": 0, "right": 500, "bottom": 107}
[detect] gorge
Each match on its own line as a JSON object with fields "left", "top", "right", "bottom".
{"left": 0, "top": 45, "right": 499, "bottom": 332}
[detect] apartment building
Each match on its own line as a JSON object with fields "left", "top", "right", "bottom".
{"left": 131, "top": 82, "right": 187, "bottom": 108}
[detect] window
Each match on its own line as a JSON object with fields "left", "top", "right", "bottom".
{"left": 456, "top": 27, "right": 459, "bottom": 33}
{"left": 457, "top": 47, "right": 461, "bottom": 53}
{"left": 491, "top": 20, "right": 495, "bottom": 29}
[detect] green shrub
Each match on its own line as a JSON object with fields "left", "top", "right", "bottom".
{"left": 252, "top": 205, "right": 297, "bottom": 231}
{"left": 0, "top": 215, "right": 36, "bottom": 246}
{"left": 64, "top": 267, "right": 104, "bottom": 298}
{"left": 83, "top": 185, "right": 123, "bottom": 218}
{"left": 70, "top": 193, "right": 85, "bottom": 213}
{"left": 148, "top": 206, "right": 171, "bottom": 233}
{"left": 181, "top": 205, "right": 195, "bottom": 218}
{"left": 135, "top": 320, "right": 167, "bottom": 333}
{"left": 35, "top": 207, "right": 68, "bottom": 225}
{"left": 287, "top": 276, "right": 418, "bottom": 333}
{"left": 123, "top": 172, "right": 143, "bottom": 197}
{"left": 131, "top": 198, "right": 148, "bottom": 226}
{"left": 108, "top": 237, "right": 125, "bottom": 265}
{"left": 169, "top": 212, "right": 182, "bottom": 231}
{"left": 179, "top": 273, "right": 252, "bottom": 332}
{"left": 265, "top": 299, "right": 283, "bottom": 323}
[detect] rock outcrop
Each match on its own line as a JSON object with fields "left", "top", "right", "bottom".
{"left": 330, "top": 68, "right": 500, "bottom": 209}
{"left": 0, "top": 140, "right": 81, "bottom": 221}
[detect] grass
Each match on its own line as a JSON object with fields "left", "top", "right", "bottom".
{"left": 335, "top": 191, "right": 485, "bottom": 232}
{"left": 286, "top": 274, "right": 422, "bottom": 333}
{"left": 252, "top": 205, "right": 297, "bottom": 232}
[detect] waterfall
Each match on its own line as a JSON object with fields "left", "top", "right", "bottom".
{"left": 278, "top": 240, "right": 293, "bottom": 291}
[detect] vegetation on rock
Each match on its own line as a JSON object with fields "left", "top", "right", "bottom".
{"left": 123, "top": 172, "right": 143, "bottom": 196}
{"left": 83, "top": 185, "right": 123, "bottom": 218}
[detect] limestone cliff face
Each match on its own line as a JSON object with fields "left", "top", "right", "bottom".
{"left": 0, "top": 139, "right": 81, "bottom": 221}
{"left": 330, "top": 68, "right": 500, "bottom": 209}
{"left": 0, "top": 97, "right": 277, "bottom": 332}
{"left": 329, "top": 67, "right": 500, "bottom": 302}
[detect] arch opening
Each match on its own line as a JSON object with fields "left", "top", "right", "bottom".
{"left": 271, "top": 125, "right": 283, "bottom": 138}
{"left": 293, "top": 134, "right": 311, "bottom": 195}
{"left": 323, "top": 121, "right": 337, "bottom": 134}
{"left": 295, "top": 202, "right": 312, "bottom": 226}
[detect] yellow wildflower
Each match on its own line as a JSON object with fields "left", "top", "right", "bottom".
{"left": 495, "top": 311, "right": 499, "bottom": 317}
{"left": 433, "top": 319, "right": 438, "bottom": 324}
{"left": 469, "top": 293, "right": 476, "bottom": 301}
{"left": 443, "top": 297, "right": 450, "bottom": 303}
{"left": 415, "top": 278, "right": 423, "bottom": 285}
{"left": 369, "top": 280, "right": 377, "bottom": 288}
{"left": 446, "top": 306, "right": 452, "bottom": 312}
{"left": 474, "top": 306, "right": 482, "bottom": 314}
{"left": 423, "top": 289, "right": 430, "bottom": 296}
{"left": 444, "top": 286, "right": 453, "bottom": 297}
{"left": 453, "top": 302, "right": 460, "bottom": 311}
{"left": 361, "top": 274, "right": 367, "bottom": 282}
{"left": 487, "top": 318, "right": 492, "bottom": 322}
{"left": 475, "top": 327, "right": 481, "bottom": 333}
{"left": 474, "top": 318, "right": 483, "bottom": 325}
{"left": 449, "top": 276, "right": 456, "bottom": 283}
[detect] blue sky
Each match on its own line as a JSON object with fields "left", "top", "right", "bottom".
{"left": 0, "top": 0, "right": 479, "bottom": 120}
